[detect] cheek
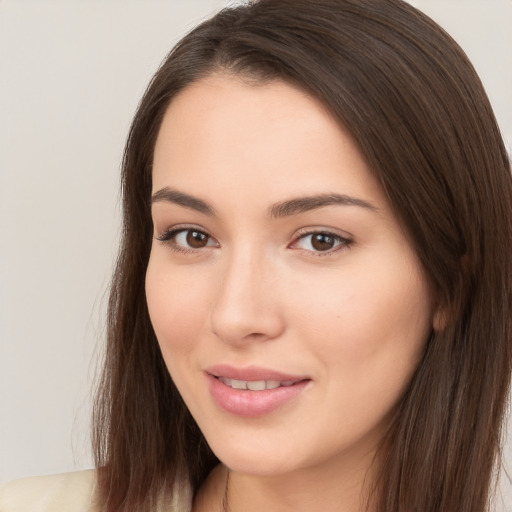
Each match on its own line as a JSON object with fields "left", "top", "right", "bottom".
{"left": 145, "top": 256, "right": 211, "bottom": 361}
{"left": 289, "top": 266, "right": 432, "bottom": 444}
{"left": 287, "top": 258, "right": 432, "bottom": 380}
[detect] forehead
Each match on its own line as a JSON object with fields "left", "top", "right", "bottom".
{"left": 152, "top": 73, "right": 386, "bottom": 210}
{"left": 155, "top": 73, "right": 339, "bottom": 154}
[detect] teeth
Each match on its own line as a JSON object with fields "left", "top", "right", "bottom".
{"left": 247, "top": 380, "right": 266, "bottom": 391}
{"left": 218, "top": 377, "right": 292, "bottom": 391}
{"left": 231, "top": 379, "right": 247, "bottom": 390}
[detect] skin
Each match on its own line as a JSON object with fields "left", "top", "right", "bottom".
{"left": 146, "top": 73, "right": 436, "bottom": 512}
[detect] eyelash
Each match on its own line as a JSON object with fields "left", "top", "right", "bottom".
{"left": 290, "top": 230, "right": 353, "bottom": 256}
{"left": 156, "top": 226, "right": 219, "bottom": 254}
{"left": 156, "top": 226, "right": 353, "bottom": 256}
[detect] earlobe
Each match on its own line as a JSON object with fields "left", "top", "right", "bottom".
{"left": 432, "top": 255, "right": 469, "bottom": 332}
{"left": 433, "top": 305, "right": 449, "bottom": 332}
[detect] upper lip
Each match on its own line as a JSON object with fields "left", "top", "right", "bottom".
{"left": 205, "top": 364, "right": 309, "bottom": 382}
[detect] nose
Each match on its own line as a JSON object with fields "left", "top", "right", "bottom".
{"left": 209, "top": 248, "right": 285, "bottom": 345}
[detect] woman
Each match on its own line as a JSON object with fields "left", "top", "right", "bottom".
{"left": 1, "top": 0, "right": 511, "bottom": 511}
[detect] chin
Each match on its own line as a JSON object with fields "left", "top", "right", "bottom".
{"left": 218, "top": 453, "right": 299, "bottom": 477}
{"left": 204, "top": 433, "right": 305, "bottom": 476}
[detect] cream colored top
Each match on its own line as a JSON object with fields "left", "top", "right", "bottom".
{"left": 0, "top": 470, "right": 193, "bottom": 512}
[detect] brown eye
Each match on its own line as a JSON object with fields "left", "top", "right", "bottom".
{"left": 157, "top": 228, "right": 218, "bottom": 251}
{"left": 311, "top": 233, "right": 336, "bottom": 251}
{"left": 186, "top": 230, "right": 209, "bottom": 248}
{"left": 292, "top": 231, "right": 352, "bottom": 254}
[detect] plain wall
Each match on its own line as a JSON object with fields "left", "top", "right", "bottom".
{"left": 1, "top": 0, "right": 511, "bottom": 508}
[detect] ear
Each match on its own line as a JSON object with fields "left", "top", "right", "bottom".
{"left": 432, "top": 255, "right": 470, "bottom": 332}
{"left": 433, "top": 304, "right": 449, "bottom": 332}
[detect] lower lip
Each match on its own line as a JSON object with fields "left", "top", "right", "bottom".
{"left": 207, "top": 374, "right": 310, "bottom": 418}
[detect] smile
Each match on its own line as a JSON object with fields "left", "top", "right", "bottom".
{"left": 217, "top": 377, "right": 297, "bottom": 391}
{"left": 206, "top": 366, "right": 311, "bottom": 417}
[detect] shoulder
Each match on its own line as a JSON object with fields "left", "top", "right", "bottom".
{"left": 0, "top": 470, "right": 98, "bottom": 512}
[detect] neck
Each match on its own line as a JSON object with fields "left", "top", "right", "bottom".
{"left": 223, "top": 452, "right": 376, "bottom": 512}
{"left": 193, "top": 443, "right": 380, "bottom": 512}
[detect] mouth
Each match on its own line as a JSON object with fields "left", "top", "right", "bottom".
{"left": 216, "top": 377, "right": 299, "bottom": 391}
{"left": 205, "top": 365, "right": 311, "bottom": 417}
{"left": 206, "top": 364, "right": 309, "bottom": 387}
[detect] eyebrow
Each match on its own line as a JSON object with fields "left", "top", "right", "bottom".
{"left": 151, "top": 187, "right": 215, "bottom": 215}
{"left": 151, "top": 187, "right": 378, "bottom": 217}
{"left": 269, "top": 193, "right": 379, "bottom": 218}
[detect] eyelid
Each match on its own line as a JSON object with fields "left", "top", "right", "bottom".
{"left": 289, "top": 227, "right": 353, "bottom": 255}
{"left": 156, "top": 224, "right": 219, "bottom": 252}
{"left": 155, "top": 224, "right": 352, "bottom": 256}
{"left": 156, "top": 223, "right": 210, "bottom": 240}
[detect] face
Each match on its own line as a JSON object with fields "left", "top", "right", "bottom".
{"left": 146, "top": 73, "right": 435, "bottom": 477}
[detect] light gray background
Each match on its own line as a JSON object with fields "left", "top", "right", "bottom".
{"left": 1, "top": 0, "right": 511, "bottom": 509}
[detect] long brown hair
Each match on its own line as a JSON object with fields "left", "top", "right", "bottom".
{"left": 93, "top": 1, "right": 512, "bottom": 510}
